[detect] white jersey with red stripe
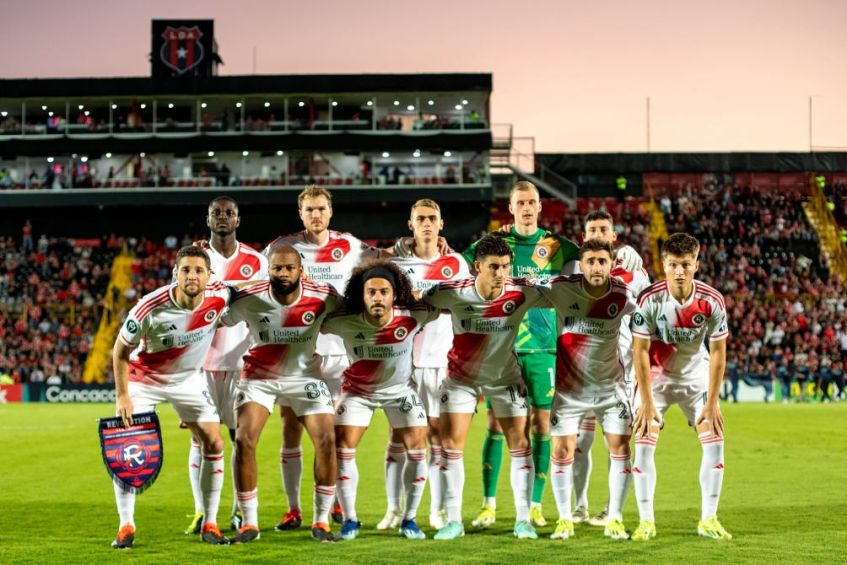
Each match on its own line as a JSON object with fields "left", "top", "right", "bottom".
{"left": 321, "top": 305, "right": 440, "bottom": 399}
{"left": 221, "top": 280, "right": 342, "bottom": 380}
{"left": 203, "top": 241, "right": 268, "bottom": 372}
{"left": 390, "top": 252, "right": 470, "bottom": 368}
{"left": 119, "top": 282, "right": 233, "bottom": 387}
{"left": 263, "top": 230, "right": 379, "bottom": 356}
{"left": 422, "top": 277, "right": 546, "bottom": 386}
{"left": 537, "top": 274, "right": 636, "bottom": 395}
{"left": 630, "top": 280, "right": 729, "bottom": 384}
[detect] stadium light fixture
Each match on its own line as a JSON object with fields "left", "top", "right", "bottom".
{"left": 236, "top": 102, "right": 242, "bottom": 108}
{"left": 140, "top": 152, "right": 146, "bottom": 157}
{"left": 264, "top": 102, "right": 270, "bottom": 108}
{"left": 413, "top": 150, "right": 421, "bottom": 158}
{"left": 381, "top": 151, "right": 390, "bottom": 158}
{"left": 81, "top": 156, "right": 89, "bottom": 163}
{"left": 242, "top": 151, "right": 249, "bottom": 156}
{"left": 393, "top": 100, "right": 400, "bottom": 106}
{"left": 168, "top": 103, "right": 174, "bottom": 109}
{"left": 454, "top": 104, "right": 463, "bottom": 110}
{"left": 48, "top": 112, "right": 54, "bottom": 117}
{"left": 276, "top": 150, "right": 284, "bottom": 156}
{"left": 406, "top": 105, "right": 415, "bottom": 111}
{"left": 298, "top": 101, "right": 305, "bottom": 107}
{"left": 47, "top": 157, "right": 54, "bottom": 163}
{"left": 72, "top": 153, "right": 78, "bottom": 158}
{"left": 111, "top": 104, "right": 117, "bottom": 109}
{"left": 208, "top": 151, "right": 215, "bottom": 157}
{"left": 331, "top": 101, "right": 338, "bottom": 107}
{"left": 105, "top": 153, "right": 112, "bottom": 158}
{"left": 140, "top": 104, "right": 147, "bottom": 110}
{"left": 366, "top": 101, "right": 373, "bottom": 106}
{"left": 444, "top": 151, "right": 452, "bottom": 157}
{"left": 462, "top": 99, "right": 468, "bottom": 105}
{"left": 41, "top": 105, "right": 47, "bottom": 111}
{"left": 78, "top": 105, "right": 84, "bottom": 110}
{"left": 0, "top": 111, "right": 7, "bottom": 117}
{"left": 84, "top": 111, "right": 90, "bottom": 116}
{"left": 427, "top": 100, "right": 434, "bottom": 106}
{"left": 201, "top": 102, "right": 208, "bottom": 109}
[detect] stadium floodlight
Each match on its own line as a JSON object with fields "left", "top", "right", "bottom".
{"left": 47, "top": 157, "right": 54, "bottom": 163}
{"left": 41, "top": 105, "right": 47, "bottom": 111}
{"left": 276, "top": 150, "right": 284, "bottom": 156}
{"left": 0, "top": 111, "right": 7, "bottom": 117}
{"left": 413, "top": 150, "right": 421, "bottom": 158}
{"left": 393, "top": 100, "right": 400, "bottom": 106}
{"left": 444, "top": 151, "right": 452, "bottom": 157}
{"left": 72, "top": 153, "right": 78, "bottom": 158}
{"left": 381, "top": 151, "right": 390, "bottom": 158}
{"left": 48, "top": 112, "right": 53, "bottom": 117}
{"left": 81, "top": 156, "right": 88, "bottom": 163}
{"left": 427, "top": 100, "right": 434, "bottom": 106}
{"left": 201, "top": 102, "right": 207, "bottom": 109}
{"left": 236, "top": 102, "right": 242, "bottom": 108}
{"left": 168, "top": 103, "right": 174, "bottom": 109}
{"left": 208, "top": 151, "right": 215, "bottom": 157}
{"left": 140, "top": 152, "right": 146, "bottom": 157}
{"left": 264, "top": 102, "right": 270, "bottom": 108}
{"left": 105, "top": 153, "right": 112, "bottom": 158}
{"left": 298, "top": 101, "right": 305, "bottom": 107}
{"left": 78, "top": 105, "right": 84, "bottom": 110}
{"left": 454, "top": 104, "right": 463, "bottom": 110}
{"left": 367, "top": 100, "right": 373, "bottom": 106}
{"left": 331, "top": 101, "right": 338, "bottom": 107}
{"left": 242, "top": 151, "right": 249, "bottom": 156}
{"left": 462, "top": 99, "right": 468, "bottom": 105}
{"left": 140, "top": 104, "right": 146, "bottom": 110}
{"left": 407, "top": 105, "right": 415, "bottom": 111}
{"left": 111, "top": 104, "right": 117, "bottom": 109}
{"left": 84, "top": 111, "right": 90, "bottom": 116}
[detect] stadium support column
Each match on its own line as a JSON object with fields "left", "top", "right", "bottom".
{"left": 65, "top": 101, "right": 70, "bottom": 135}
{"left": 109, "top": 101, "right": 114, "bottom": 135}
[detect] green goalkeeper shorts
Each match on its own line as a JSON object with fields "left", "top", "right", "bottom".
{"left": 485, "top": 353, "right": 555, "bottom": 411}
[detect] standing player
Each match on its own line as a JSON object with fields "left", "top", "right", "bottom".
{"left": 569, "top": 210, "right": 651, "bottom": 526}
{"left": 423, "top": 235, "right": 546, "bottom": 541}
{"left": 322, "top": 260, "right": 439, "bottom": 540}
{"left": 185, "top": 196, "right": 268, "bottom": 535}
{"left": 630, "top": 232, "right": 732, "bottom": 541}
{"left": 385, "top": 199, "right": 470, "bottom": 531}
{"left": 537, "top": 239, "right": 636, "bottom": 541}
{"left": 263, "top": 185, "right": 382, "bottom": 529}
{"left": 223, "top": 245, "right": 341, "bottom": 543}
{"left": 110, "top": 246, "right": 233, "bottom": 548}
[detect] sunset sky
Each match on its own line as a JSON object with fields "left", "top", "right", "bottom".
{"left": 2, "top": 0, "right": 846, "bottom": 153}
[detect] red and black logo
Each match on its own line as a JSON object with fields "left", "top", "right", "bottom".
{"left": 160, "top": 26, "right": 205, "bottom": 75}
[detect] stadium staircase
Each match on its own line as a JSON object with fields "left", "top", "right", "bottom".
{"left": 490, "top": 124, "right": 576, "bottom": 207}
{"left": 82, "top": 250, "right": 135, "bottom": 384}
{"left": 802, "top": 176, "right": 847, "bottom": 285}
{"left": 644, "top": 185, "right": 669, "bottom": 278}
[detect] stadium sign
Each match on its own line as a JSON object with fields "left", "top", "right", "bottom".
{"left": 30, "top": 384, "right": 116, "bottom": 403}
{"left": 99, "top": 412, "right": 163, "bottom": 494}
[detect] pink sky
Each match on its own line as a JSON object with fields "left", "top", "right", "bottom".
{"left": 2, "top": 0, "right": 846, "bottom": 153}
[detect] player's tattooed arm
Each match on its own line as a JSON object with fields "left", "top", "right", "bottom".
{"left": 112, "top": 339, "right": 134, "bottom": 427}
{"left": 697, "top": 337, "right": 727, "bottom": 438}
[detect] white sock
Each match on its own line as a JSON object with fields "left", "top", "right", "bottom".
{"left": 509, "top": 447, "right": 534, "bottom": 523}
{"left": 483, "top": 496, "right": 496, "bottom": 509}
{"left": 113, "top": 481, "right": 135, "bottom": 527}
{"left": 230, "top": 440, "right": 238, "bottom": 517}
{"left": 551, "top": 455, "right": 574, "bottom": 520}
{"left": 403, "top": 449, "right": 428, "bottom": 520}
{"left": 236, "top": 488, "right": 258, "bottom": 528}
{"left": 385, "top": 442, "right": 406, "bottom": 512}
{"left": 314, "top": 484, "right": 336, "bottom": 525}
{"left": 336, "top": 448, "right": 359, "bottom": 521}
{"left": 428, "top": 445, "right": 444, "bottom": 515}
{"left": 201, "top": 451, "right": 225, "bottom": 525}
{"left": 281, "top": 447, "right": 303, "bottom": 512}
{"left": 633, "top": 435, "right": 658, "bottom": 522}
{"left": 699, "top": 432, "right": 725, "bottom": 521}
{"left": 441, "top": 448, "right": 465, "bottom": 523}
{"left": 573, "top": 419, "right": 595, "bottom": 509}
{"left": 608, "top": 453, "right": 632, "bottom": 521}
{"left": 188, "top": 439, "right": 203, "bottom": 513}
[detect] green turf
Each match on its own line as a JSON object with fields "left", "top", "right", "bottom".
{"left": 0, "top": 402, "right": 844, "bottom": 564}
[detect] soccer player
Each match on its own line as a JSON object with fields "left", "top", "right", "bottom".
{"left": 110, "top": 246, "right": 233, "bottom": 548}
{"left": 185, "top": 196, "right": 268, "bottom": 535}
{"left": 536, "top": 239, "right": 636, "bottom": 541}
{"left": 263, "top": 185, "right": 382, "bottom": 529}
{"left": 423, "top": 235, "right": 546, "bottom": 541}
{"left": 386, "top": 198, "right": 470, "bottom": 530}
{"left": 630, "top": 232, "right": 732, "bottom": 541}
{"left": 321, "top": 260, "right": 439, "bottom": 540}
{"left": 569, "top": 210, "right": 651, "bottom": 526}
{"left": 223, "top": 244, "right": 341, "bottom": 543}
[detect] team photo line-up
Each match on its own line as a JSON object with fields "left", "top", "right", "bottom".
{"left": 109, "top": 180, "right": 731, "bottom": 549}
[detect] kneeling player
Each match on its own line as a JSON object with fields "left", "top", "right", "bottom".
{"left": 537, "top": 240, "right": 636, "bottom": 540}
{"left": 223, "top": 245, "right": 341, "bottom": 543}
{"left": 322, "top": 261, "right": 440, "bottom": 540}
{"left": 110, "top": 246, "right": 232, "bottom": 548}
{"left": 631, "top": 233, "right": 731, "bottom": 541}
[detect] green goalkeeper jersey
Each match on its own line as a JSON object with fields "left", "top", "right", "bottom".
{"left": 463, "top": 227, "right": 579, "bottom": 353}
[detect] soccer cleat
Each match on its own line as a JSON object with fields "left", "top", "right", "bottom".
{"left": 200, "top": 523, "right": 229, "bottom": 545}
{"left": 229, "top": 525, "right": 260, "bottom": 544}
{"left": 340, "top": 520, "right": 362, "bottom": 540}
{"left": 274, "top": 508, "right": 303, "bottom": 531}
{"left": 331, "top": 502, "right": 344, "bottom": 524}
{"left": 529, "top": 505, "right": 547, "bottom": 527}
{"left": 398, "top": 519, "right": 426, "bottom": 540}
{"left": 572, "top": 506, "right": 589, "bottom": 524}
{"left": 604, "top": 518, "right": 629, "bottom": 540}
{"left": 588, "top": 506, "right": 609, "bottom": 527}
{"left": 376, "top": 508, "right": 403, "bottom": 531}
{"left": 471, "top": 503, "right": 496, "bottom": 528}
{"left": 311, "top": 522, "right": 337, "bottom": 543}
{"left": 631, "top": 520, "right": 657, "bottom": 541}
{"left": 513, "top": 520, "right": 538, "bottom": 540}
{"left": 230, "top": 510, "right": 243, "bottom": 532}
{"left": 434, "top": 520, "right": 465, "bottom": 540}
{"left": 550, "top": 519, "right": 575, "bottom": 540}
{"left": 111, "top": 524, "right": 135, "bottom": 549}
{"left": 698, "top": 516, "right": 732, "bottom": 540}
{"left": 184, "top": 511, "right": 204, "bottom": 535}
{"left": 429, "top": 509, "right": 447, "bottom": 530}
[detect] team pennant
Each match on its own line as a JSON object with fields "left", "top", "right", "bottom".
{"left": 98, "top": 412, "right": 163, "bottom": 494}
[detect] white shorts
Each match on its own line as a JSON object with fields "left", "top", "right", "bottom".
{"left": 634, "top": 379, "right": 708, "bottom": 427}
{"left": 320, "top": 354, "right": 349, "bottom": 400}
{"left": 235, "top": 376, "right": 335, "bottom": 418}
{"left": 335, "top": 388, "right": 428, "bottom": 428}
{"left": 439, "top": 378, "right": 529, "bottom": 419}
{"left": 550, "top": 386, "right": 632, "bottom": 437}
{"left": 204, "top": 370, "right": 239, "bottom": 429}
{"left": 128, "top": 371, "right": 219, "bottom": 423}
{"left": 413, "top": 367, "right": 446, "bottom": 419}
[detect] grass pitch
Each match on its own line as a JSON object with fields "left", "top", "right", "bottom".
{"left": 0, "top": 402, "right": 844, "bottom": 564}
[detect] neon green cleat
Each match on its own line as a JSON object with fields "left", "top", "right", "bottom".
{"left": 471, "top": 504, "right": 496, "bottom": 528}
{"left": 604, "top": 518, "right": 629, "bottom": 540}
{"left": 529, "top": 505, "right": 547, "bottom": 527}
{"left": 631, "top": 520, "right": 656, "bottom": 541}
{"left": 513, "top": 520, "right": 538, "bottom": 540}
{"left": 434, "top": 520, "right": 465, "bottom": 540}
{"left": 184, "top": 511, "right": 204, "bottom": 535}
{"left": 698, "top": 516, "right": 732, "bottom": 540}
{"left": 550, "top": 519, "right": 575, "bottom": 540}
